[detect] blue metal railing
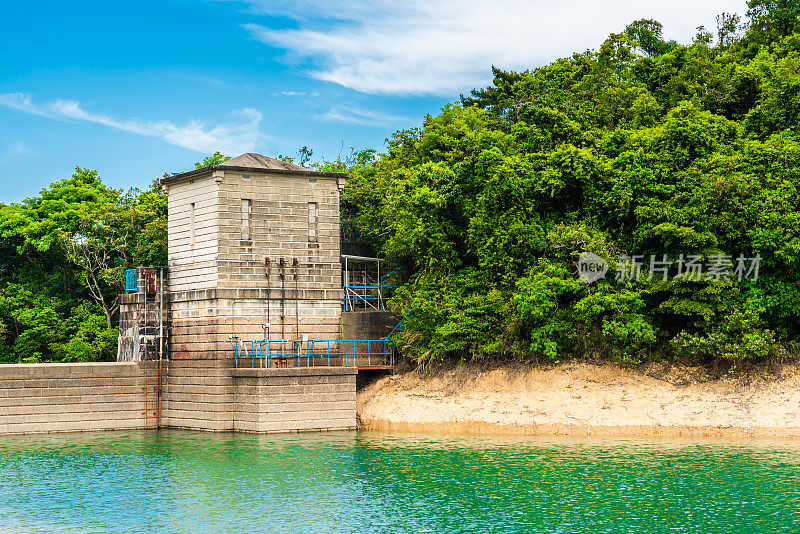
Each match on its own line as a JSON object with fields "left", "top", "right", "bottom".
{"left": 309, "top": 339, "right": 394, "bottom": 367}
{"left": 385, "top": 316, "right": 405, "bottom": 339}
{"left": 232, "top": 305, "right": 409, "bottom": 369}
{"left": 378, "top": 267, "right": 402, "bottom": 304}
{"left": 234, "top": 337, "right": 395, "bottom": 368}
{"left": 234, "top": 339, "right": 293, "bottom": 368}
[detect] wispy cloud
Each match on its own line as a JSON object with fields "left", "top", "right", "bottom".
{"left": 268, "top": 90, "right": 320, "bottom": 97}
{"left": 1, "top": 141, "right": 34, "bottom": 159}
{"left": 321, "top": 106, "right": 412, "bottom": 127}
{"left": 241, "top": 0, "right": 739, "bottom": 96}
{"left": 0, "top": 93, "right": 266, "bottom": 154}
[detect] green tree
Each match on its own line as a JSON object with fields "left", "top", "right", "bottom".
{"left": 344, "top": 13, "right": 800, "bottom": 365}
{"left": 747, "top": 0, "right": 800, "bottom": 42}
{"left": 194, "top": 151, "right": 231, "bottom": 169}
{"left": 624, "top": 19, "right": 678, "bottom": 56}
{"left": 0, "top": 168, "right": 167, "bottom": 362}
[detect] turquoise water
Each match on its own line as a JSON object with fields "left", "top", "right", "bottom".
{"left": 1, "top": 431, "right": 799, "bottom": 533}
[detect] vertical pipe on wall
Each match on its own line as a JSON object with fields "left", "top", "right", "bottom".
{"left": 293, "top": 257, "right": 299, "bottom": 357}
{"left": 265, "top": 257, "right": 271, "bottom": 367}
{"left": 279, "top": 258, "right": 286, "bottom": 346}
{"left": 157, "top": 268, "right": 163, "bottom": 428}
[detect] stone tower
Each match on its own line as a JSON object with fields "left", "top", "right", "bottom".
{"left": 160, "top": 153, "right": 347, "bottom": 359}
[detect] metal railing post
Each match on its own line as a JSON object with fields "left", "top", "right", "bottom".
{"left": 258, "top": 336, "right": 397, "bottom": 370}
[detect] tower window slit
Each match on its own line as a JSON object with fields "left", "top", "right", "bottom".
{"left": 241, "top": 199, "right": 251, "bottom": 240}
{"left": 308, "top": 202, "right": 318, "bottom": 242}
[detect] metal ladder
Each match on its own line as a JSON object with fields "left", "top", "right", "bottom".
{"left": 141, "top": 268, "right": 165, "bottom": 430}
{"left": 142, "top": 292, "right": 158, "bottom": 429}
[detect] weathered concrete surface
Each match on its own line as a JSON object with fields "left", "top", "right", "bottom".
{"left": 0, "top": 361, "right": 357, "bottom": 435}
{"left": 232, "top": 367, "right": 357, "bottom": 433}
{"left": 341, "top": 311, "right": 400, "bottom": 340}
{"left": 0, "top": 362, "right": 151, "bottom": 435}
{"left": 165, "top": 168, "right": 345, "bottom": 360}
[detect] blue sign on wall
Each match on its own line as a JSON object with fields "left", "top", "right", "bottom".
{"left": 125, "top": 269, "right": 138, "bottom": 293}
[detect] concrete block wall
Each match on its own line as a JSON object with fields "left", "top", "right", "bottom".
{"left": 178, "top": 287, "right": 345, "bottom": 360}
{"left": 160, "top": 359, "right": 235, "bottom": 431}
{"left": 232, "top": 367, "right": 357, "bottom": 433}
{"left": 160, "top": 363, "right": 357, "bottom": 434}
{"left": 166, "top": 170, "right": 342, "bottom": 294}
{"left": 166, "top": 176, "right": 220, "bottom": 292}
{"left": 0, "top": 362, "right": 358, "bottom": 436}
{"left": 165, "top": 169, "right": 345, "bottom": 360}
{"left": 216, "top": 172, "right": 341, "bottom": 284}
{"left": 168, "top": 289, "right": 343, "bottom": 360}
{"left": 0, "top": 362, "right": 151, "bottom": 435}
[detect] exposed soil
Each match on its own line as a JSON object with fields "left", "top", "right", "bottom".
{"left": 357, "top": 360, "right": 800, "bottom": 438}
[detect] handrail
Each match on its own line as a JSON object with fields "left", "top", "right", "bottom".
{"left": 235, "top": 337, "right": 395, "bottom": 368}
{"left": 385, "top": 319, "right": 404, "bottom": 340}
{"left": 344, "top": 287, "right": 379, "bottom": 311}
{"left": 341, "top": 284, "right": 401, "bottom": 311}
{"left": 386, "top": 307, "right": 414, "bottom": 340}
{"left": 379, "top": 267, "right": 403, "bottom": 310}
{"left": 343, "top": 285, "right": 401, "bottom": 289}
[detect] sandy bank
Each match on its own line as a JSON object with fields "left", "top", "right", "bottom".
{"left": 357, "top": 361, "right": 800, "bottom": 438}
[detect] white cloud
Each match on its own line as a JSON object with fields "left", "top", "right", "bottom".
{"left": 0, "top": 92, "right": 265, "bottom": 154}
{"left": 0, "top": 93, "right": 55, "bottom": 118}
{"left": 321, "top": 106, "right": 412, "bottom": 127}
{"left": 241, "top": 0, "right": 742, "bottom": 95}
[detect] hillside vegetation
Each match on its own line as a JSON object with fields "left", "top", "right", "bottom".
{"left": 0, "top": 173, "right": 166, "bottom": 362}
{"left": 2, "top": 1, "right": 800, "bottom": 367}
{"left": 343, "top": 1, "right": 800, "bottom": 365}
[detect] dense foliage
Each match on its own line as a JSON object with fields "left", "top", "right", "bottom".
{"left": 0, "top": 170, "right": 166, "bottom": 362}
{"left": 343, "top": 1, "right": 800, "bottom": 364}
{"left": 4, "top": 1, "right": 800, "bottom": 366}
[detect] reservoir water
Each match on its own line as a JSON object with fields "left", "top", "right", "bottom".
{"left": 1, "top": 430, "right": 799, "bottom": 533}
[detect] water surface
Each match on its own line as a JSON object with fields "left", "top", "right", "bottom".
{"left": 1, "top": 430, "right": 799, "bottom": 533}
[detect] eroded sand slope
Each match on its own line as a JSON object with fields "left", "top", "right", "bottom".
{"left": 358, "top": 362, "right": 800, "bottom": 438}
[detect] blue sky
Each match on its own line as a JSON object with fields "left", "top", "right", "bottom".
{"left": 1, "top": 0, "right": 741, "bottom": 202}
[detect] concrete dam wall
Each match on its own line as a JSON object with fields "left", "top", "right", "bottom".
{"left": 0, "top": 361, "right": 356, "bottom": 435}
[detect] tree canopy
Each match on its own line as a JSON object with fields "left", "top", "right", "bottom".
{"left": 194, "top": 151, "right": 231, "bottom": 169}
{"left": 342, "top": 1, "right": 800, "bottom": 364}
{"left": 5, "top": 1, "right": 800, "bottom": 367}
{"left": 0, "top": 170, "right": 166, "bottom": 362}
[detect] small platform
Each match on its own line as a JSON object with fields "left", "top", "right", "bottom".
{"left": 357, "top": 365, "right": 394, "bottom": 372}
